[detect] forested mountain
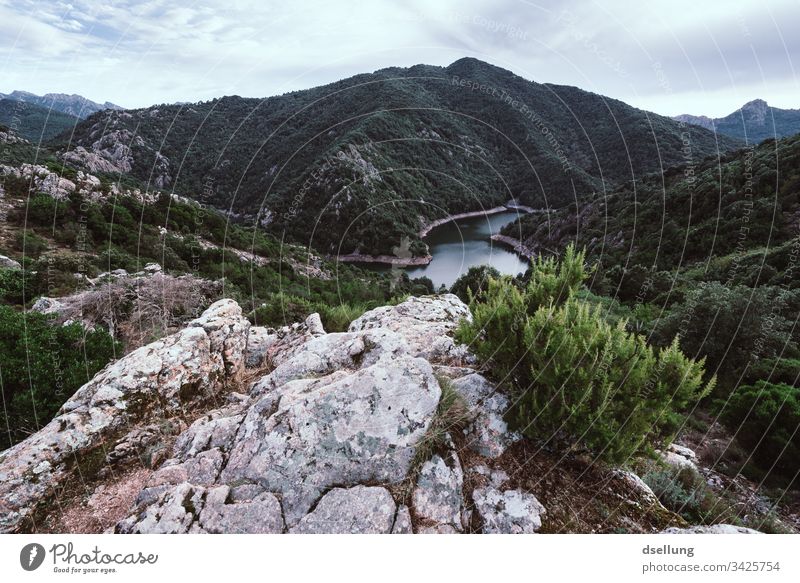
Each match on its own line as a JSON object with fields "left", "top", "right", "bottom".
{"left": 0, "top": 90, "right": 122, "bottom": 119}
{"left": 0, "top": 99, "right": 80, "bottom": 141}
{"left": 55, "top": 58, "right": 741, "bottom": 255}
{"left": 675, "top": 99, "right": 800, "bottom": 143}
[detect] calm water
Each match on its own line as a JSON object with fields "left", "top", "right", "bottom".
{"left": 362, "top": 211, "right": 529, "bottom": 289}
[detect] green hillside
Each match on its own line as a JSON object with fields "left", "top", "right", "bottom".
{"left": 56, "top": 58, "right": 741, "bottom": 255}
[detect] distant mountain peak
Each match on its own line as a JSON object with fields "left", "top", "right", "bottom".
{"left": 0, "top": 90, "right": 123, "bottom": 119}
{"left": 674, "top": 98, "right": 799, "bottom": 142}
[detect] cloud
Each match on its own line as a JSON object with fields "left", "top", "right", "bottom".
{"left": 0, "top": 0, "right": 796, "bottom": 116}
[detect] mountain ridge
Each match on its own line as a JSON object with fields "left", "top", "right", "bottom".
{"left": 0, "top": 90, "right": 123, "bottom": 119}
{"left": 674, "top": 99, "right": 800, "bottom": 142}
{"left": 53, "top": 58, "right": 741, "bottom": 255}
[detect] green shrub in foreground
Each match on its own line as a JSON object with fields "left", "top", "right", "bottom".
{"left": 456, "top": 245, "right": 714, "bottom": 463}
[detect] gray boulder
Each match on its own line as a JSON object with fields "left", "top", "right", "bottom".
{"left": 412, "top": 451, "right": 464, "bottom": 530}
{"left": 472, "top": 487, "right": 546, "bottom": 534}
{"left": 349, "top": 294, "right": 471, "bottom": 363}
{"left": 0, "top": 254, "right": 21, "bottom": 270}
{"left": 222, "top": 349, "right": 441, "bottom": 526}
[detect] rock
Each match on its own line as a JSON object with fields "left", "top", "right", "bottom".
{"left": 392, "top": 505, "right": 413, "bottom": 534}
{"left": 31, "top": 296, "right": 65, "bottom": 315}
{"left": 452, "top": 374, "right": 520, "bottom": 458}
{"left": 349, "top": 294, "right": 471, "bottom": 364}
{"left": 249, "top": 328, "right": 409, "bottom": 396}
{"left": 417, "top": 523, "right": 458, "bottom": 533}
{"left": 289, "top": 486, "right": 396, "bottom": 534}
{"left": 0, "top": 254, "right": 21, "bottom": 270}
{"left": 197, "top": 486, "right": 284, "bottom": 534}
{"left": 412, "top": 451, "right": 464, "bottom": 530}
{"left": 221, "top": 344, "right": 441, "bottom": 526}
{"left": 245, "top": 326, "right": 277, "bottom": 368}
{"left": 472, "top": 487, "right": 546, "bottom": 534}
{"left": 662, "top": 524, "right": 762, "bottom": 534}
{"left": 117, "top": 482, "right": 202, "bottom": 534}
{"left": 658, "top": 443, "right": 699, "bottom": 471}
{"left": 0, "top": 299, "right": 250, "bottom": 533}
{"left": 143, "top": 262, "right": 162, "bottom": 274}
{"left": 304, "top": 312, "right": 325, "bottom": 336}
{"left": 613, "top": 469, "right": 662, "bottom": 506}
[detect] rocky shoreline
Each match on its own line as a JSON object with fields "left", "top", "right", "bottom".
{"left": 490, "top": 234, "right": 535, "bottom": 258}
{"left": 335, "top": 253, "right": 433, "bottom": 266}
{"left": 417, "top": 205, "right": 510, "bottom": 238}
{"left": 336, "top": 202, "right": 537, "bottom": 266}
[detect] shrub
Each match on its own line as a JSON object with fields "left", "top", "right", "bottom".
{"left": 0, "top": 268, "right": 26, "bottom": 305}
{"left": 450, "top": 265, "right": 500, "bottom": 303}
{"left": 456, "top": 245, "right": 713, "bottom": 463}
{"left": 0, "top": 306, "right": 119, "bottom": 449}
{"left": 721, "top": 381, "right": 800, "bottom": 481}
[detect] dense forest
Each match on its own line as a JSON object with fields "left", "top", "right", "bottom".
{"left": 55, "top": 58, "right": 740, "bottom": 255}
{"left": 0, "top": 99, "right": 80, "bottom": 141}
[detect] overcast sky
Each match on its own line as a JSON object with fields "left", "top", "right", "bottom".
{"left": 1, "top": 0, "right": 798, "bottom": 117}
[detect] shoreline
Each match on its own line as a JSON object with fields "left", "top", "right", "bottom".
{"left": 335, "top": 201, "right": 537, "bottom": 266}
{"left": 417, "top": 205, "right": 509, "bottom": 238}
{"left": 490, "top": 234, "right": 535, "bottom": 259}
{"left": 335, "top": 253, "right": 433, "bottom": 266}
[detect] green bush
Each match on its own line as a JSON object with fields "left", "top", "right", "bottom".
{"left": 456, "top": 245, "right": 713, "bottom": 463}
{"left": 450, "top": 265, "right": 500, "bottom": 303}
{"left": 0, "top": 306, "right": 119, "bottom": 449}
{"left": 0, "top": 268, "right": 26, "bottom": 305}
{"left": 722, "top": 381, "right": 800, "bottom": 481}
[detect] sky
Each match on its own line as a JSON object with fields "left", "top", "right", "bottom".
{"left": 0, "top": 0, "right": 798, "bottom": 117}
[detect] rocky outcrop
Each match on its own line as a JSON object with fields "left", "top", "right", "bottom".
{"left": 0, "top": 299, "right": 249, "bottom": 533}
{"left": 0, "top": 294, "right": 550, "bottom": 534}
{"left": 349, "top": 294, "right": 472, "bottom": 364}
{"left": 658, "top": 443, "right": 699, "bottom": 472}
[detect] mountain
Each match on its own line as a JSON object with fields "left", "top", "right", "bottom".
{"left": 0, "top": 90, "right": 122, "bottom": 119}
{"left": 0, "top": 99, "right": 80, "bottom": 141}
{"left": 674, "top": 99, "right": 800, "bottom": 142}
{"left": 504, "top": 132, "right": 800, "bottom": 273}
{"left": 55, "top": 58, "right": 741, "bottom": 255}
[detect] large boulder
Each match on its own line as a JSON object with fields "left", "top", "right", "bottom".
{"left": 349, "top": 294, "right": 471, "bottom": 364}
{"left": 221, "top": 347, "right": 440, "bottom": 526}
{"left": 0, "top": 299, "right": 250, "bottom": 533}
{"left": 117, "top": 326, "right": 442, "bottom": 531}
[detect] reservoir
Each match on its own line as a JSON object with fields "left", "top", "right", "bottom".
{"left": 399, "top": 211, "right": 530, "bottom": 289}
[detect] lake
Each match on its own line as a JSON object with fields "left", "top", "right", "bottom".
{"left": 362, "top": 211, "right": 529, "bottom": 289}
